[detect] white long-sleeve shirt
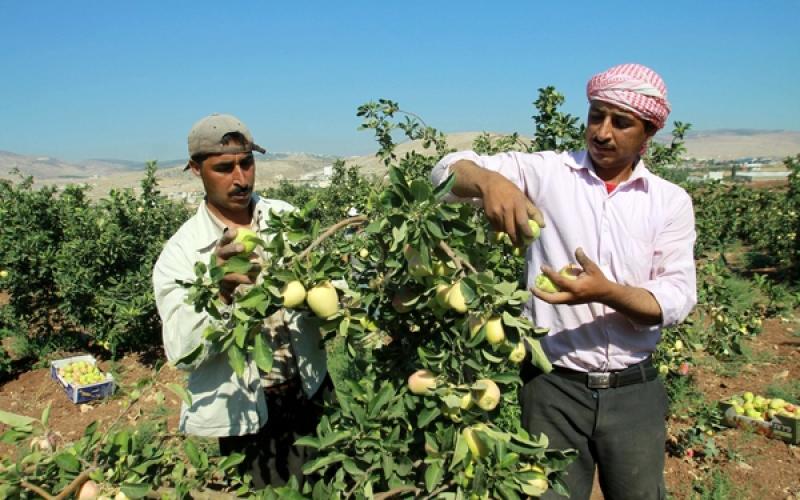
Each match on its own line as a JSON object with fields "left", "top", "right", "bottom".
{"left": 431, "top": 150, "right": 697, "bottom": 372}
{"left": 153, "top": 195, "right": 327, "bottom": 436}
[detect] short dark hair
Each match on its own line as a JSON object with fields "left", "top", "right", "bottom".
{"left": 191, "top": 132, "right": 248, "bottom": 165}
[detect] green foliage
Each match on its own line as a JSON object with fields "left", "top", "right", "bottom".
{"left": 0, "top": 162, "right": 189, "bottom": 371}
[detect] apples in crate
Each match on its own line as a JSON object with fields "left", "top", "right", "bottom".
{"left": 58, "top": 360, "right": 106, "bottom": 386}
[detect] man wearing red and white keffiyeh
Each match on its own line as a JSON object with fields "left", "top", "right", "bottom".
{"left": 431, "top": 64, "right": 695, "bottom": 499}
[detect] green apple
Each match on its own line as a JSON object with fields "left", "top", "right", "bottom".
{"left": 460, "top": 392, "right": 474, "bottom": 410}
{"left": 281, "top": 280, "right": 307, "bottom": 308}
{"left": 473, "top": 379, "right": 501, "bottom": 411}
{"left": 408, "top": 369, "right": 437, "bottom": 395}
{"left": 434, "top": 283, "right": 451, "bottom": 309}
{"left": 446, "top": 281, "right": 468, "bottom": 313}
{"left": 535, "top": 274, "right": 560, "bottom": 293}
{"left": 359, "top": 248, "right": 370, "bottom": 259}
{"left": 769, "top": 398, "right": 786, "bottom": 410}
{"left": 306, "top": 281, "right": 339, "bottom": 319}
{"left": 520, "top": 219, "right": 542, "bottom": 246}
{"left": 508, "top": 342, "right": 526, "bottom": 363}
{"left": 233, "top": 228, "right": 260, "bottom": 254}
{"left": 0, "top": 270, "right": 8, "bottom": 278}
{"left": 484, "top": 317, "right": 505, "bottom": 345}
{"left": 403, "top": 245, "right": 431, "bottom": 278}
{"left": 468, "top": 314, "right": 486, "bottom": 338}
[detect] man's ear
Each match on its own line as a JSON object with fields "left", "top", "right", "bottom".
{"left": 644, "top": 121, "right": 658, "bottom": 140}
{"left": 188, "top": 159, "right": 202, "bottom": 177}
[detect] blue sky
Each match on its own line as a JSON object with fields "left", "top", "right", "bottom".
{"left": 1, "top": 1, "right": 798, "bottom": 161}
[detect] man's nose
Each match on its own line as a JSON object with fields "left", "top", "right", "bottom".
{"left": 231, "top": 164, "right": 246, "bottom": 183}
{"left": 595, "top": 117, "right": 612, "bottom": 142}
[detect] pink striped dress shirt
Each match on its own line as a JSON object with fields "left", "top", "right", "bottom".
{"left": 431, "top": 150, "right": 697, "bottom": 372}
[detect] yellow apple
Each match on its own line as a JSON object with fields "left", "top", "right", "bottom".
{"left": 484, "top": 317, "right": 505, "bottom": 345}
{"left": 359, "top": 248, "right": 370, "bottom": 259}
{"left": 473, "top": 379, "right": 501, "bottom": 411}
{"left": 408, "top": 369, "right": 437, "bottom": 395}
{"left": 232, "top": 228, "right": 260, "bottom": 254}
{"left": 460, "top": 392, "right": 474, "bottom": 410}
{"left": 78, "top": 480, "right": 100, "bottom": 500}
{"left": 280, "top": 280, "right": 307, "bottom": 308}
{"left": 509, "top": 342, "right": 526, "bottom": 363}
{"left": 521, "top": 219, "right": 542, "bottom": 246}
{"left": 446, "top": 281, "right": 468, "bottom": 313}
{"left": 468, "top": 314, "right": 486, "bottom": 338}
{"left": 435, "top": 283, "right": 451, "bottom": 308}
{"left": 535, "top": 274, "right": 559, "bottom": 293}
{"left": 306, "top": 281, "right": 339, "bottom": 319}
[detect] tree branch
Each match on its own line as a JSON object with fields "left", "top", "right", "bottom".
{"left": 295, "top": 216, "right": 369, "bottom": 262}
{"left": 439, "top": 241, "right": 477, "bottom": 274}
{"left": 374, "top": 486, "right": 422, "bottom": 500}
{"left": 20, "top": 480, "right": 54, "bottom": 500}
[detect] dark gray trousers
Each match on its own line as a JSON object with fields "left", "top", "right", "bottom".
{"left": 520, "top": 367, "right": 668, "bottom": 500}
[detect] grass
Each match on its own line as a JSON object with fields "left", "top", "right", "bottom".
{"left": 691, "top": 468, "right": 749, "bottom": 500}
{"left": 765, "top": 380, "right": 800, "bottom": 403}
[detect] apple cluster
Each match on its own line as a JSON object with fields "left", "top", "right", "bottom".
{"left": 724, "top": 392, "right": 800, "bottom": 421}
{"left": 280, "top": 280, "right": 340, "bottom": 319}
{"left": 59, "top": 361, "right": 106, "bottom": 386}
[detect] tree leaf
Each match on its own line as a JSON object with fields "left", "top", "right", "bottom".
{"left": 166, "top": 383, "right": 193, "bottom": 407}
{"left": 41, "top": 403, "right": 51, "bottom": 428}
{"left": 253, "top": 334, "right": 273, "bottom": 374}
{"left": 227, "top": 345, "right": 246, "bottom": 377}
{"left": 218, "top": 452, "right": 246, "bottom": 471}
{"left": 302, "top": 452, "right": 348, "bottom": 475}
{"left": 120, "top": 482, "right": 151, "bottom": 499}
{"left": 433, "top": 173, "right": 456, "bottom": 200}
{"left": 417, "top": 407, "right": 440, "bottom": 428}
{"left": 410, "top": 179, "right": 433, "bottom": 202}
{"left": 424, "top": 460, "right": 443, "bottom": 492}
{"left": 54, "top": 452, "right": 80, "bottom": 473}
{"left": 184, "top": 439, "right": 202, "bottom": 468}
{"left": 449, "top": 432, "right": 469, "bottom": 470}
{"left": 0, "top": 409, "right": 35, "bottom": 430}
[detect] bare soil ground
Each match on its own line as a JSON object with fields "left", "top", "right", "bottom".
{"left": 1, "top": 317, "right": 799, "bottom": 498}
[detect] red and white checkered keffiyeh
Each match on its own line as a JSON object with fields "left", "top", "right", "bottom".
{"left": 586, "top": 63, "right": 671, "bottom": 130}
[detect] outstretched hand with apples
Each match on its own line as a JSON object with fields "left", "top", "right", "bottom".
{"left": 534, "top": 247, "right": 663, "bottom": 326}
{"left": 213, "top": 227, "right": 262, "bottom": 303}
{"left": 532, "top": 247, "right": 607, "bottom": 304}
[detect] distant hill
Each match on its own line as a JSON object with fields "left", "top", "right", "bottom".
{"left": 2, "top": 129, "right": 797, "bottom": 197}
{"left": 676, "top": 130, "right": 800, "bottom": 160}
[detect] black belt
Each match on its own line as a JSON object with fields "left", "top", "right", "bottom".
{"left": 551, "top": 357, "right": 657, "bottom": 389}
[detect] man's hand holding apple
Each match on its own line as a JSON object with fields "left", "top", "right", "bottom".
{"left": 214, "top": 228, "right": 262, "bottom": 304}
{"left": 450, "top": 160, "right": 545, "bottom": 246}
{"left": 532, "top": 248, "right": 613, "bottom": 305}
{"left": 533, "top": 247, "right": 663, "bottom": 325}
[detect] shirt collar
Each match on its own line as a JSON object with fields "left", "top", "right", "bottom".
{"left": 565, "top": 150, "right": 651, "bottom": 192}
{"left": 194, "top": 194, "right": 262, "bottom": 252}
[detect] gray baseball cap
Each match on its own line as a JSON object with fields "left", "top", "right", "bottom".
{"left": 184, "top": 113, "right": 266, "bottom": 170}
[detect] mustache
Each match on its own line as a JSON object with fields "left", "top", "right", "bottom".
{"left": 230, "top": 185, "right": 252, "bottom": 196}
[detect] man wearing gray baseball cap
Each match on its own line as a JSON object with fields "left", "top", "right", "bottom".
{"left": 153, "top": 113, "right": 329, "bottom": 488}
